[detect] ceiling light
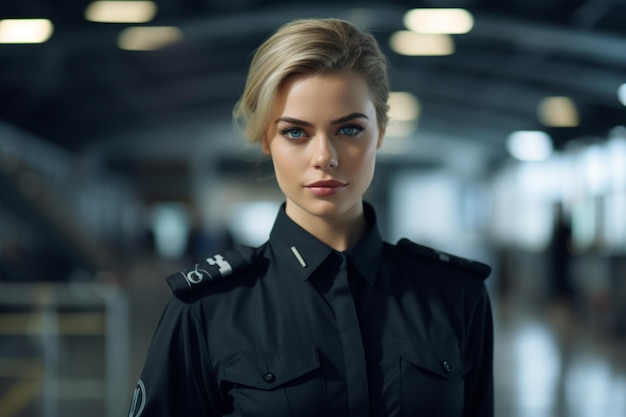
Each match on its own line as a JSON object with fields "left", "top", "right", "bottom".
{"left": 403, "top": 8, "right": 474, "bottom": 34}
{"left": 618, "top": 83, "right": 626, "bottom": 106}
{"left": 538, "top": 96, "right": 579, "bottom": 127}
{"left": 388, "top": 92, "right": 420, "bottom": 121}
{"left": 0, "top": 19, "right": 53, "bottom": 44}
{"left": 85, "top": 1, "right": 157, "bottom": 23}
{"left": 390, "top": 31, "right": 454, "bottom": 56}
{"left": 385, "top": 92, "right": 420, "bottom": 141}
{"left": 507, "top": 131, "right": 553, "bottom": 162}
{"left": 118, "top": 26, "right": 183, "bottom": 51}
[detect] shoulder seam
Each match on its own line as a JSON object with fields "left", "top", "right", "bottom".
{"left": 396, "top": 238, "right": 491, "bottom": 280}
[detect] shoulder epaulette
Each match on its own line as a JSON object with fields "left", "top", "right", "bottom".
{"left": 397, "top": 238, "right": 491, "bottom": 280}
{"left": 166, "top": 245, "right": 258, "bottom": 297}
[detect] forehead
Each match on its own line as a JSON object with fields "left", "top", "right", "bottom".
{"left": 275, "top": 72, "right": 375, "bottom": 116}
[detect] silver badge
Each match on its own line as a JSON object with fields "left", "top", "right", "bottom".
{"left": 128, "top": 379, "right": 146, "bottom": 417}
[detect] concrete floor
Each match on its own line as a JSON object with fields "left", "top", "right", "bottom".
{"left": 493, "top": 297, "right": 626, "bottom": 417}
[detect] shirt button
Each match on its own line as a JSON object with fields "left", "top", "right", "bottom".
{"left": 442, "top": 361, "right": 452, "bottom": 373}
{"left": 263, "top": 372, "right": 276, "bottom": 383}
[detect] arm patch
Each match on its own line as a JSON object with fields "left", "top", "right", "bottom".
{"left": 397, "top": 238, "right": 491, "bottom": 280}
{"left": 166, "top": 245, "right": 258, "bottom": 297}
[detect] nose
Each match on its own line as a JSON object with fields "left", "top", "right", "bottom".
{"left": 313, "top": 135, "right": 338, "bottom": 170}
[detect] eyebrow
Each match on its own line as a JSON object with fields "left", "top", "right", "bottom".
{"left": 275, "top": 112, "right": 369, "bottom": 127}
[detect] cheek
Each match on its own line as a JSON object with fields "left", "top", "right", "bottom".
{"left": 350, "top": 145, "right": 377, "bottom": 173}
{"left": 270, "top": 144, "right": 299, "bottom": 177}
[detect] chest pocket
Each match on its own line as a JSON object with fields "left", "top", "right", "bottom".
{"left": 398, "top": 341, "right": 471, "bottom": 416}
{"left": 222, "top": 345, "right": 325, "bottom": 417}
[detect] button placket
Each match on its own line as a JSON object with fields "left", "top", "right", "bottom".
{"left": 331, "top": 253, "right": 369, "bottom": 417}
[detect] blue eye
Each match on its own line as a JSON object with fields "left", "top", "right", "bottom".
{"left": 338, "top": 126, "right": 363, "bottom": 136}
{"left": 281, "top": 128, "right": 305, "bottom": 139}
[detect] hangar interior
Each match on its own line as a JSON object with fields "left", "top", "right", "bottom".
{"left": 1, "top": 1, "right": 626, "bottom": 416}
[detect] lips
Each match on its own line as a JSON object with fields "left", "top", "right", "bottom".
{"left": 305, "top": 179, "right": 347, "bottom": 196}
{"left": 306, "top": 180, "right": 346, "bottom": 188}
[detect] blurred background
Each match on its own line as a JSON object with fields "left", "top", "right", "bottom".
{"left": 1, "top": 0, "right": 625, "bottom": 416}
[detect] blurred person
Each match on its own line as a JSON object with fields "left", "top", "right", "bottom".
{"left": 546, "top": 203, "right": 579, "bottom": 344}
{"left": 129, "top": 18, "right": 493, "bottom": 417}
{"left": 548, "top": 203, "right": 576, "bottom": 308}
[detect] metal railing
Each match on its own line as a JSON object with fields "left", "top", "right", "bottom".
{"left": 0, "top": 282, "right": 129, "bottom": 417}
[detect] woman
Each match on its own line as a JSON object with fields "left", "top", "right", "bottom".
{"left": 130, "top": 18, "right": 493, "bottom": 417}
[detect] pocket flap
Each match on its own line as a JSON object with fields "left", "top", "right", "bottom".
{"left": 223, "top": 345, "right": 320, "bottom": 390}
{"left": 398, "top": 340, "right": 471, "bottom": 378}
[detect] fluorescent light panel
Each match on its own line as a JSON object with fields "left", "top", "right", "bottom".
{"left": 0, "top": 19, "right": 53, "bottom": 43}
{"left": 384, "top": 92, "right": 420, "bottom": 141}
{"left": 507, "top": 131, "right": 554, "bottom": 162}
{"left": 404, "top": 8, "right": 474, "bottom": 34}
{"left": 85, "top": 1, "right": 157, "bottom": 23}
{"left": 388, "top": 92, "right": 420, "bottom": 121}
{"left": 390, "top": 31, "right": 454, "bottom": 56}
{"left": 538, "top": 96, "right": 579, "bottom": 127}
{"left": 118, "top": 26, "right": 182, "bottom": 51}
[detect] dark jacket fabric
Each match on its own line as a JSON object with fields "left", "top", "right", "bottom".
{"left": 129, "top": 202, "right": 494, "bottom": 417}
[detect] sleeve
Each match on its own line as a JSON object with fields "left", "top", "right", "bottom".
{"left": 128, "top": 298, "right": 221, "bottom": 417}
{"left": 463, "top": 283, "right": 494, "bottom": 417}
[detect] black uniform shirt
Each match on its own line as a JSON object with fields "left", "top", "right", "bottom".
{"left": 130, "top": 203, "right": 493, "bottom": 417}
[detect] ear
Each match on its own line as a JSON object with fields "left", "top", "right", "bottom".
{"left": 376, "top": 128, "right": 385, "bottom": 149}
{"left": 260, "top": 135, "right": 271, "bottom": 155}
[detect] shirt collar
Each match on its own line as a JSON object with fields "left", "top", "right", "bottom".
{"left": 268, "top": 202, "right": 383, "bottom": 286}
{"left": 345, "top": 202, "right": 383, "bottom": 286}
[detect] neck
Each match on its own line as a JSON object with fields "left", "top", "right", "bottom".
{"left": 285, "top": 203, "right": 368, "bottom": 251}
{"left": 314, "top": 215, "right": 368, "bottom": 252}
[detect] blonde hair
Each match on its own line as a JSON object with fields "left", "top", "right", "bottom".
{"left": 233, "top": 18, "right": 389, "bottom": 144}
